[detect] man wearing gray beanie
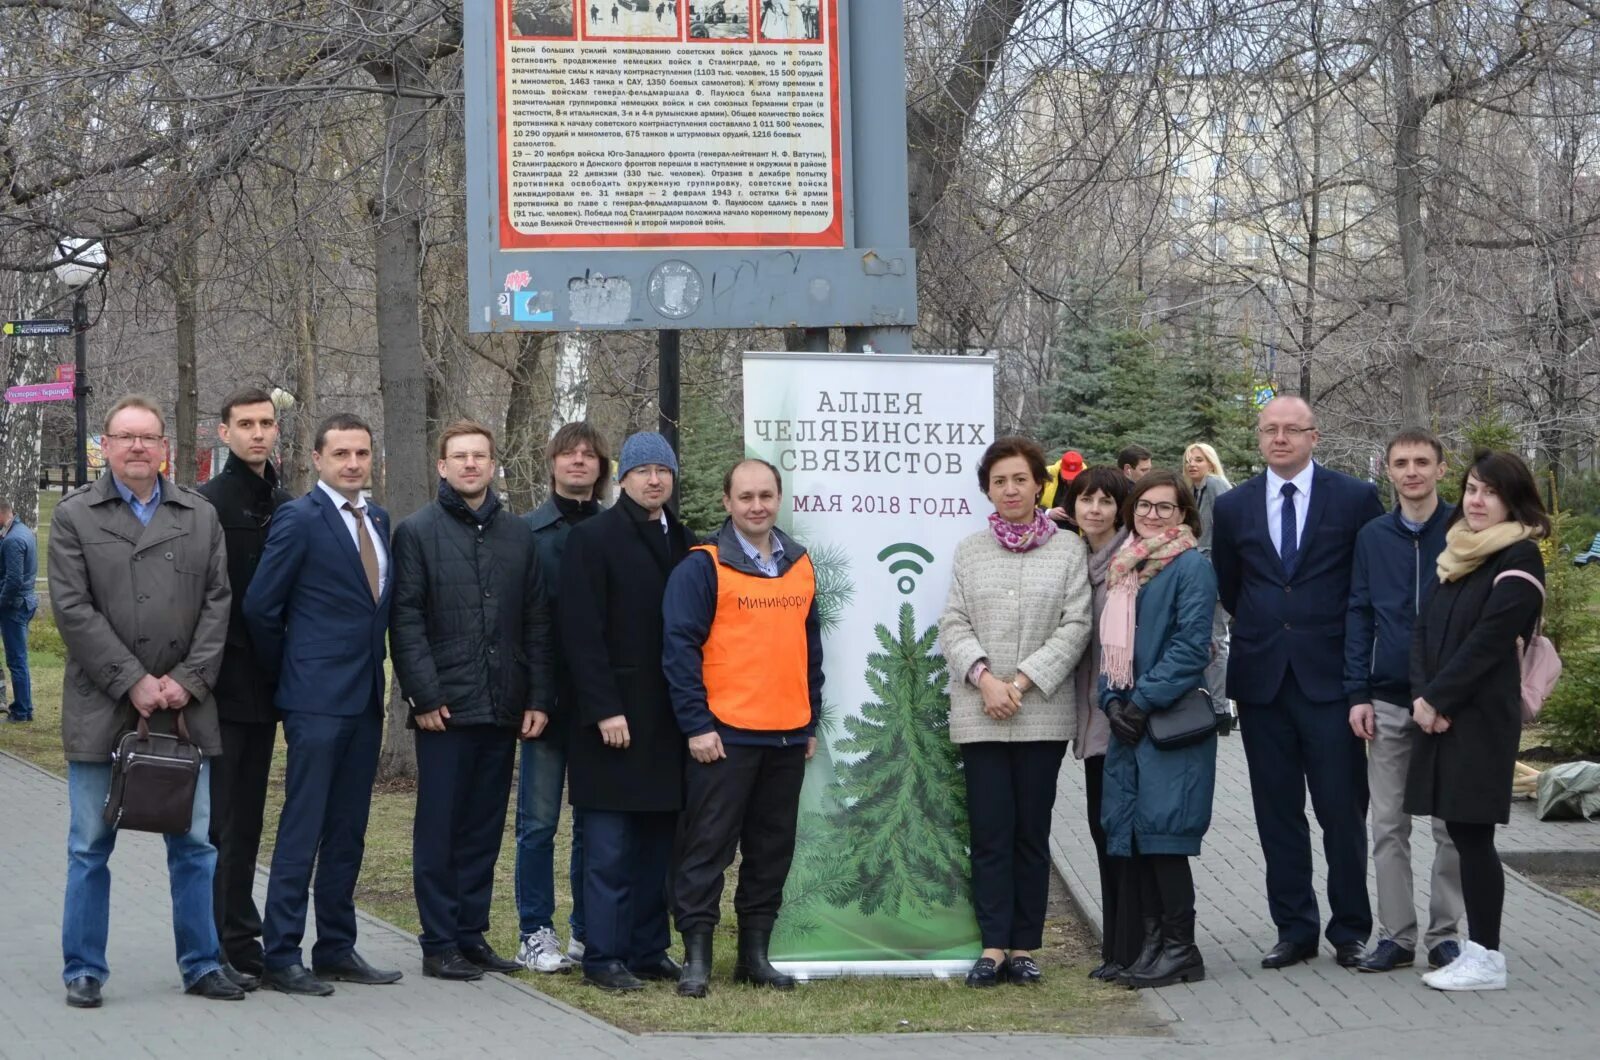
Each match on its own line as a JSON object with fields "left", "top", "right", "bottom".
{"left": 554, "top": 431, "right": 697, "bottom": 991}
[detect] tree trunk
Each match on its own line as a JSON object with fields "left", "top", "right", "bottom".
{"left": 368, "top": 55, "right": 435, "bottom": 782}
{"left": 0, "top": 272, "right": 46, "bottom": 523}
{"left": 1389, "top": 7, "right": 1433, "bottom": 428}
{"left": 289, "top": 267, "right": 318, "bottom": 494}
{"left": 502, "top": 332, "right": 549, "bottom": 513}
{"left": 172, "top": 223, "right": 199, "bottom": 485}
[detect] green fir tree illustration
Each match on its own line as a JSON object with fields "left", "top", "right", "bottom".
{"left": 832, "top": 602, "right": 969, "bottom": 916}
{"left": 806, "top": 541, "right": 855, "bottom": 634}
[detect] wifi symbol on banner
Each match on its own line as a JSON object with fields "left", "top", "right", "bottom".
{"left": 877, "top": 542, "right": 935, "bottom": 595}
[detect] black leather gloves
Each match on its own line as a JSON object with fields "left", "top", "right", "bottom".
{"left": 1107, "top": 698, "right": 1148, "bottom": 746}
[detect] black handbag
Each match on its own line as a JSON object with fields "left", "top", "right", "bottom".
{"left": 103, "top": 713, "right": 203, "bottom": 834}
{"left": 1146, "top": 687, "right": 1228, "bottom": 750}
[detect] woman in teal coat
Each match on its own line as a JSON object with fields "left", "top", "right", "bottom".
{"left": 1098, "top": 471, "right": 1218, "bottom": 990}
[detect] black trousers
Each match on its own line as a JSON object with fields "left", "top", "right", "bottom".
{"left": 1446, "top": 820, "right": 1503, "bottom": 951}
{"left": 412, "top": 726, "right": 517, "bottom": 956}
{"left": 210, "top": 718, "right": 277, "bottom": 973}
{"left": 1136, "top": 847, "right": 1196, "bottom": 923}
{"left": 1085, "top": 754, "right": 1143, "bottom": 966}
{"left": 962, "top": 740, "right": 1068, "bottom": 951}
{"left": 672, "top": 742, "right": 806, "bottom": 934}
{"left": 583, "top": 809, "right": 676, "bottom": 972}
{"left": 1239, "top": 671, "right": 1371, "bottom": 947}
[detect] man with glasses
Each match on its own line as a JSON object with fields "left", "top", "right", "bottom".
{"left": 1212, "top": 396, "right": 1383, "bottom": 971}
{"left": 50, "top": 395, "right": 241, "bottom": 1006}
{"left": 197, "top": 388, "right": 294, "bottom": 991}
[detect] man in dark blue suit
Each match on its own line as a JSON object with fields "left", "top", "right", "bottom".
{"left": 1212, "top": 396, "right": 1384, "bottom": 970}
{"left": 244, "top": 412, "right": 402, "bottom": 995}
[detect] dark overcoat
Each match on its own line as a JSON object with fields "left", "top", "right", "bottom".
{"left": 1405, "top": 537, "right": 1544, "bottom": 824}
{"left": 557, "top": 491, "right": 696, "bottom": 812}
{"left": 196, "top": 452, "right": 292, "bottom": 723}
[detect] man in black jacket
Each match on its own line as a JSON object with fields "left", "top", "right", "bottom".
{"left": 198, "top": 387, "right": 293, "bottom": 990}
{"left": 1345, "top": 428, "right": 1463, "bottom": 973}
{"left": 391, "top": 420, "right": 555, "bottom": 981}
{"left": 559, "top": 431, "right": 697, "bottom": 991}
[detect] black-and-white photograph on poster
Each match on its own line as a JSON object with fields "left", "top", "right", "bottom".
{"left": 758, "top": 0, "right": 818, "bottom": 40}
{"left": 586, "top": 0, "right": 680, "bottom": 38}
{"left": 512, "top": 0, "right": 575, "bottom": 37}
{"left": 689, "top": 0, "right": 750, "bottom": 40}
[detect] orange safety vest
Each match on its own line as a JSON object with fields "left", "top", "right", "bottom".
{"left": 691, "top": 543, "right": 814, "bottom": 731}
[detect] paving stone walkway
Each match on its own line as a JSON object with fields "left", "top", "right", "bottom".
{"left": 6, "top": 737, "right": 1600, "bottom": 1059}
{"left": 1049, "top": 734, "right": 1600, "bottom": 1049}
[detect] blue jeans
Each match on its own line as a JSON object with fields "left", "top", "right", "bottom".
{"left": 1, "top": 599, "right": 36, "bottom": 720}
{"left": 514, "top": 736, "right": 585, "bottom": 939}
{"left": 63, "top": 759, "right": 223, "bottom": 988}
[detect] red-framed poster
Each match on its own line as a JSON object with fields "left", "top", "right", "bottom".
{"left": 496, "top": 0, "right": 843, "bottom": 250}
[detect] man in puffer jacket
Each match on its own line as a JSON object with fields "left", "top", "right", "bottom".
{"left": 391, "top": 420, "right": 555, "bottom": 981}
{"left": 1343, "top": 428, "right": 1463, "bottom": 974}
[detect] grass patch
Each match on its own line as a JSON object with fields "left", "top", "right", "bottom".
{"left": 1, "top": 610, "right": 1154, "bottom": 1036}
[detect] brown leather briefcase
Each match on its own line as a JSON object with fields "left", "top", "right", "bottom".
{"left": 103, "top": 712, "right": 203, "bottom": 834}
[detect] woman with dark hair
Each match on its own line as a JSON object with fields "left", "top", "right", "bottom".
{"left": 1410, "top": 451, "right": 1549, "bottom": 992}
{"left": 940, "top": 437, "right": 1093, "bottom": 987}
{"left": 1063, "top": 466, "right": 1139, "bottom": 980}
{"left": 1098, "top": 471, "right": 1217, "bottom": 989}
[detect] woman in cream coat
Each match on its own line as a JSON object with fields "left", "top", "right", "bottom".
{"left": 940, "top": 437, "right": 1093, "bottom": 988}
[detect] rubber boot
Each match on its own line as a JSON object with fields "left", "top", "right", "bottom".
{"left": 1128, "top": 911, "right": 1205, "bottom": 989}
{"left": 1116, "top": 917, "right": 1162, "bottom": 986}
{"left": 732, "top": 927, "right": 795, "bottom": 990}
{"left": 677, "top": 929, "right": 713, "bottom": 998}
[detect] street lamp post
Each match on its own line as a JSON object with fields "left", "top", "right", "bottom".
{"left": 54, "top": 239, "right": 106, "bottom": 488}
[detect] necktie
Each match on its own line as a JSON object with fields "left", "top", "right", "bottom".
{"left": 1279, "top": 482, "right": 1299, "bottom": 575}
{"left": 344, "top": 502, "right": 381, "bottom": 601}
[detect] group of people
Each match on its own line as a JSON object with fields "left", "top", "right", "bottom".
{"left": 39, "top": 383, "right": 1548, "bottom": 1009}
{"left": 942, "top": 396, "right": 1548, "bottom": 995}
{"left": 49, "top": 388, "right": 821, "bottom": 1008}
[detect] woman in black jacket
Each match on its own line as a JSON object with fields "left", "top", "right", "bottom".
{"left": 1408, "top": 451, "right": 1549, "bottom": 992}
{"left": 556, "top": 432, "right": 697, "bottom": 991}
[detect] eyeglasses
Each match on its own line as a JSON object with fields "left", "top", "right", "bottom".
{"left": 1134, "top": 500, "right": 1180, "bottom": 517}
{"left": 1256, "top": 426, "right": 1314, "bottom": 438}
{"left": 105, "top": 433, "right": 165, "bottom": 447}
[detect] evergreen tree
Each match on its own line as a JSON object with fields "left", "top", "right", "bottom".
{"left": 1177, "top": 324, "right": 1260, "bottom": 477}
{"left": 676, "top": 383, "right": 744, "bottom": 537}
{"left": 832, "top": 603, "right": 969, "bottom": 915}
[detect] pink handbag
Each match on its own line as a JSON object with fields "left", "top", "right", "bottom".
{"left": 1493, "top": 569, "right": 1562, "bottom": 723}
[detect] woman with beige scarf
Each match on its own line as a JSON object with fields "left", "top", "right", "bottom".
{"left": 1406, "top": 451, "right": 1549, "bottom": 992}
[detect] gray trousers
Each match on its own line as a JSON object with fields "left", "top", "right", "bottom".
{"left": 1369, "top": 698, "right": 1464, "bottom": 950}
{"left": 1205, "top": 601, "right": 1229, "bottom": 702}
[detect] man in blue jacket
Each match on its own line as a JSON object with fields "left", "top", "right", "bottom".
{"left": 0, "top": 499, "right": 38, "bottom": 723}
{"left": 1345, "top": 428, "right": 1463, "bottom": 974}
{"left": 1212, "top": 396, "right": 1384, "bottom": 970}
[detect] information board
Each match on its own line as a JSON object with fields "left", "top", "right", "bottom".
{"left": 465, "top": 1, "right": 918, "bottom": 333}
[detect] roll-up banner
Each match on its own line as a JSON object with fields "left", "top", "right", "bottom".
{"left": 742, "top": 351, "right": 995, "bottom": 978}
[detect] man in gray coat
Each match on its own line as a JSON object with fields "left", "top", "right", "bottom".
{"left": 49, "top": 395, "right": 241, "bottom": 1008}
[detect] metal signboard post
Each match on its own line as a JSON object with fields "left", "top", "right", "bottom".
{"left": 464, "top": 0, "right": 916, "bottom": 355}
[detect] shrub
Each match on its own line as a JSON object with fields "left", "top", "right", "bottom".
{"left": 1540, "top": 646, "right": 1600, "bottom": 757}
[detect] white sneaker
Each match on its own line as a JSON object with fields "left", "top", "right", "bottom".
{"left": 516, "top": 927, "right": 573, "bottom": 973}
{"left": 566, "top": 935, "right": 586, "bottom": 963}
{"left": 1421, "top": 940, "right": 1506, "bottom": 991}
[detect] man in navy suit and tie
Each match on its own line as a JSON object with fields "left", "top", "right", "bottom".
{"left": 244, "top": 412, "right": 403, "bottom": 995}
{"left": 1212, "top": 396, "right": 1384, "bottom": 970}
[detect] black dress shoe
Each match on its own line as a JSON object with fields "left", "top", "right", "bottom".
{"left": 584, "top": 961, "right": 646, "bottom": 992}
{"left": 262, "top": 964, "right": 335, "bottom": 996}
{"left": 1260, "top": 939, "right": 1318, "bottom": 969}
{"left": 65, "top": 976, "right": 102, "bottom": 1009}
{"left": 1334, "top": 942, "right": 1365, "bottom": 968}
{"left": 1089, "top": 961, "right": 1125, "bottom": 981}
{"left": 630, "top": 954, "right": 683, "bottom": 981}
{"left": 460, "top": 944, "right": 522, "bottom": 974}
{"left": 221, "top": 963, "right": 260, "bottom": 992}
{"left": 185, "top": 969, "right": 246, "bottom": 1001}
{"left": 1006, "top": 954, "right": 1042, "bottom": 985}
{"left": 313, "top": 950, "right": 403, "bottom": 985}
{"left": 423, "top": 950, "right": 485, "bottom": 981}
{"left": 1356, "top": 939, "right": 1416, "bottom": 973}
{"left": 964, "top": 956, "right": 1007, "bottom": 988}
